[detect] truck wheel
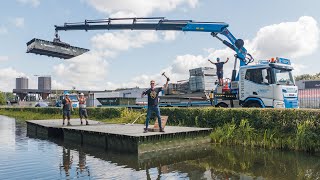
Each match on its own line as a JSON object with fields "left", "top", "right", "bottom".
{"left": 247, "top": 102, "right": 262, "bottom": 108}
{"left": 216, "top": 103, "right": 228, "bottom": 108}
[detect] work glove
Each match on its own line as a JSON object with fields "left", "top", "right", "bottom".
{"left": 167, "top": 77, "right": 170, "bottom": 82}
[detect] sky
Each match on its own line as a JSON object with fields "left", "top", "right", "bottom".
{"left": 0, "top": 0, "right": 319, "bottom": 92}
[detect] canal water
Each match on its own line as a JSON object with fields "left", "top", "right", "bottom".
{"left": 0, "top": 115, "right": 319, "bottom": 179}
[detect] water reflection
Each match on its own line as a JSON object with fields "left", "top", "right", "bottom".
{"left": 55, "top": 139, "right": 320, "bottom": 179}
{"left": 0, "top": 115, "right": 320, "bottom": 180}
{"left": 60, "top": 147, "right": 73, "bottom": 176}
{"left": 77, "top": 147, "right": 90, "bottom": 176}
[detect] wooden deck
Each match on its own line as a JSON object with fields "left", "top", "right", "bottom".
{"left": 26, "top": 119, "right": 212, "bottom": 154}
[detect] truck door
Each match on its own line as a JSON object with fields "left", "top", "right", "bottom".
{"left": 242, "top": 68, "right": 274, "bottom": 107}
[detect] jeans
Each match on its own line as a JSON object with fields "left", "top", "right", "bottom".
{"left": 63, "top": 110, "right": 71, "bottom": 119}
{"left": 79, "top": 108, "right": 88, "bottom": 119}
{"left": 145, "top": 105, "right": 162, "bottom": 129}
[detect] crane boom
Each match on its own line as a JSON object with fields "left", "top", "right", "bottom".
{"left": 27, "top": 17, "right": 253, "bottom": 66}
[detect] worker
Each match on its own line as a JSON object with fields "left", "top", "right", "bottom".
{"left": 141, "top": 78, "right": 169, "bottom": 133}
{"left": 77, "top": 93, "right": 89, "bottom": 125}
{"left": 209, "top": 90, "right": 214, "bottom": 106}
{"left": 62, "top": 93, "right": 72, "bottom": 126}
{"left": 208, "top": 57, "right": 229, "bottom": 86}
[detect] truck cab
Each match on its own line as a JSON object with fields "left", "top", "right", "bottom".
{"left": 215, "top": 58, "right": 299, "bottom": 108}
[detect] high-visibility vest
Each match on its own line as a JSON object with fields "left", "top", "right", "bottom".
{"left": 79, "top": 97, "right": 86, "bottom": 104}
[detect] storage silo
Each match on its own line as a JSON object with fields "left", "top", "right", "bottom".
{"left": 38, "top": 76, "right": 51, "bottom": 90}
{"left": 16, "top": 77, "right": 28, "bottom": 89}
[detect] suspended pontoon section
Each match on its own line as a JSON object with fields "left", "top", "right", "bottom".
{"left": 26, "top": 38, "right": 89, "bottom": 59}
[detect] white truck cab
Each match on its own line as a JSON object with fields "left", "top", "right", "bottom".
{"left": 215, "top": 58, "right": 299, "bottom": 108}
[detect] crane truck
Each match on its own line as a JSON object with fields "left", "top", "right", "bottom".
{"left": 26, "top": 17, "right": 299, "bottom": 108}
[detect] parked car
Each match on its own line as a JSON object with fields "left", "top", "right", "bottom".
{"left": 35, "top": 101, "right": 49, "bottom": 107}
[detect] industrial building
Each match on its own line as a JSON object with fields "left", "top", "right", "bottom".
{"left": 13, "top": 76, "right": 52, "bottom": 101}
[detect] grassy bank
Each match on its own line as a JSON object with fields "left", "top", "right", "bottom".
{"left": 0, "top": 107, "right": 146, "bottom": 124}
{"left": 0, "top": 107, "right": 319, "bottom": 152}
{"left": 161, "top": 108, "right": 320, "bottom": 153}
{"left": 210, "top": 119, "right": 320, "bottom": 153}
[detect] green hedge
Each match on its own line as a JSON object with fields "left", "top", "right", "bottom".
{"left": 161, "top": 108, "right": 320, "bottom": 133}
{"left": 0, "top": 107, "right": 126, "bottom": 121}
{"left": 1, "top": 107, "right": 319, "bottom": 130}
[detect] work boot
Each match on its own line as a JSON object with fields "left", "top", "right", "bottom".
{"left": 160, "top": 128, "right": 165, "bottom": 133}
{"left": 143, "top": 128, "right": 148, "bottom": 133}
{"left": 86, "top": 121, "right": 89, "bottom": 125}
{"left": 67, "top": 122, "right": 71, "bottom": 126}
{"left": 80, "top": 121, "right": 83, "bottom": 125}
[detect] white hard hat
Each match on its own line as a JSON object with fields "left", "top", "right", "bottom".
{"left": 80, "top": 93, "right": 84, "bottom": 95}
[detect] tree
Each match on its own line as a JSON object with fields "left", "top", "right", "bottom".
{"left": 295, "top": 73, "right": 320, "bottom": 81}
{"left": 0, "top": 92, "right": 6, "bottom": 105}
{"left": 5, "top": 92, "right": 15, "bottom": 101}
{"left": 70, "top": 86, "right": 76, "bottom": 94}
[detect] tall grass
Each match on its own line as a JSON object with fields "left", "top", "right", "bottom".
{"left": 210, "top": 119, "right": 320, "bottom": 153}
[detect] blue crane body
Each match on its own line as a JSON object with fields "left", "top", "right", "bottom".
{"left": 27, "top": 17, "right": 299, "bottom": 108}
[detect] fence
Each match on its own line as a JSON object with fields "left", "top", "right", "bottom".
{"left": 298, "top": 89, "right": 320, "bottom": 109}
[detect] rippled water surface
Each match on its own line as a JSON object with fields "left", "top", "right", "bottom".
{"left": 0, "top": 115, "right": 319, "bottom": 179}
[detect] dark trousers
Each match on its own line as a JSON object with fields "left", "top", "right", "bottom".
{"left": 145, "top": 105, "right": 162, "bottom": 129}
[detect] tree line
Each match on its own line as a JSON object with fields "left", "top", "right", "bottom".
{"left": 295, "top": 72, "right": 320, "bottom": 81}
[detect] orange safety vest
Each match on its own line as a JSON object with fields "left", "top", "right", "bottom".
{"left": 79, "top": 97, "right": 86, "bottom": 104}
{"left": 65, "top": 97, "right": 71, "bottom": 104}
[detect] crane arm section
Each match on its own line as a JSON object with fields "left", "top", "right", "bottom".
{"left": 54, "top": 17, "right": 253, "bottom": 65}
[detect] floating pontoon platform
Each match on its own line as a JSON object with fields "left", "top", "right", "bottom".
{"left": 26, "top": 119, "right": 212, "bottom": 154}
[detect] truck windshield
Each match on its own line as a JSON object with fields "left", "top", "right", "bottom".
{"left": 59, "top": 95, "right": 78, "bottom": 101}
{"left": 273, "top": 68, "right": 294, "bottom": 85}
{"left": 68, "top": 95, "right": 78, "bottom": 101}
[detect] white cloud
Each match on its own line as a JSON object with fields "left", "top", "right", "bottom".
{"left": 251, "top": 16, "right": 319, "bottom": 59}
{"left": 162, "top": 31, "right": 179, "bottom": 41}
{"left": 11, "top": 17, "right": 25, "bottom": 28}
{"left": 86, "top": 0, "right": 199, "bottom": 16}
{"left": 291, "top": 63, "right": 307, "bottom": 75}
{"left": 0, "top": 56, "right": 9, "bottom": 62}
{"left": 17, "top": 0, "right": 40, "bottom": 7}
{"left": 0, "top": 68, "right": 25, "bottom": 92}
{"left": 109, "top": 11, "right": 137, "bottom": 19}
{"left": 91, "top": 30, "right": 178, "bottom": 58}
{"left": 0, "top": 27, "right": 8, "bottom": 34}
{"left": 51, "top": 80, "right": 64, "bottom": 90}
{"left": 91, "top": 31, "right": 159, "bottom": 52}
{"left": 53, "top": 52, "right": 109, "bottom": 90}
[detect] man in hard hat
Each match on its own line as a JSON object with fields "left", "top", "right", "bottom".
{"left": 208, "top": 57, "right": 229, "bottom": 86}
{"left": 141, "top": 78, "right": 169, "bottom": 133}
{"left": 62, "top": 93, "right": 72, "bottom": 126}
{"left": 77, "top": 93, "right": 89, "bottom": 125}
